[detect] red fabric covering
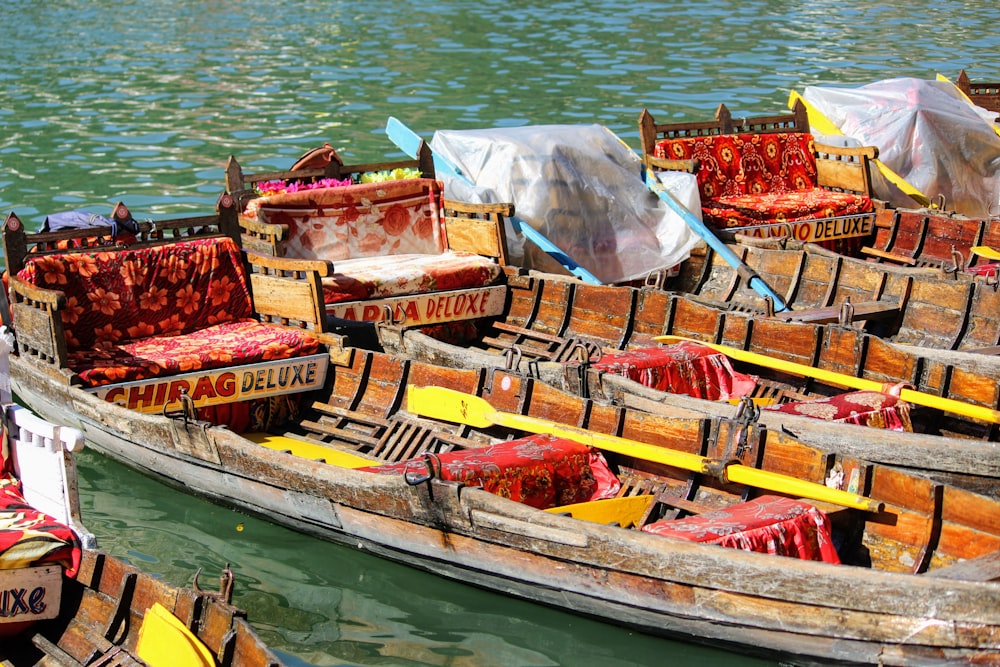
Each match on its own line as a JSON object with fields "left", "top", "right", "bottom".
{"left": 17, "top": 237, "right": 321, "bottom": 388}
{"left": 360, "top": 434, "right": 621, "bottom": 509}
{"left": 17, "top": 237, "right": 253, "bottom": 352}
{"left": 0, "top": 425, "right": 80, "bottom": 578}
{"left": 654, "top": 133, "right": 872, "bottom": 229}
{"left": 322, "top": 251, "right": 503, "bottom": 305}
{"left": 763, "top": 390, "right": 912, "bottom": 431}
{"left": 591, "top": 341, "right": 758, "bottom": 400}
{"left": 246, "top": 178, "right": 446, "bottom": 261}
{"left": 66, "top": 318, "right": 320, "bottom": 387}
{"left": 642, "top": 495, "right": 840, "bottom": 564}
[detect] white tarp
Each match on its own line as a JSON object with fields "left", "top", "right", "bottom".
{"left": 430, "top": 124, "right": 701, "bottom": 284}
{"left": 802, "top": 77, "right": 1000, "bottom": 217}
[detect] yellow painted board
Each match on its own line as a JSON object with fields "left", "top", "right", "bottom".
{"left": 545, "top": 494, "right": 654, "bottom": 528}
{"left": 246, "top": 432, "right": 381, "bottom": 468}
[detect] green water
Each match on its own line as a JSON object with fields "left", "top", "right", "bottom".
{"left": 4, "top": 1, "right": 1000, "bottom": 664}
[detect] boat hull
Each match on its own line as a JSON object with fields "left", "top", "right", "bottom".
{"left": 13, "top": 357, "right": 1000, "bottom": 667}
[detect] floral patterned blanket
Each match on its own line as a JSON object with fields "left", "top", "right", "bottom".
{"left": 17, "top": 237, "right": 321, "bottom": 388}
{"left": 654, "top": 132, "right": 872, "bottom": 229}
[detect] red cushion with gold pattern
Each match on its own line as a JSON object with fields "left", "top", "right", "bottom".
{"left": 592, "top": 341, "right": 758, "bottom": 400}
{"left": 360, "top": 434, "right": 621, "bottom": 509}
{"left": 763, "top": 390, "right": 912, "bottom": 431}
{"left": 642, "top": 494, "right": 840, "bottom": 563}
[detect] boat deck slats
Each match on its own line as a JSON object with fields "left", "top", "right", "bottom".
{"left": 299, "top": 418, "right": 382, "bottom": 449}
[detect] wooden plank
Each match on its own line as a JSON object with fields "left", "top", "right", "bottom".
{"left": 926, "top": 550, "right": 1000, "bottom": 581}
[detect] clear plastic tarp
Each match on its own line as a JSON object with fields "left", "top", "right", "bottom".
{"left": 430, "top": 124, "right": 701, "bottom": 284}
{"left": 801, "top": 77, "right": 1000, "bottom": 218}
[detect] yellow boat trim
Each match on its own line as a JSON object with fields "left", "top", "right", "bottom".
{"left": 545, "top": 494, "right": 654, "bottom": 528}
{"left": 246, "top": 432, "right": 381, "bottom": 468}
{"left": 787, "top": 90, "right": 931, "bottom": 207}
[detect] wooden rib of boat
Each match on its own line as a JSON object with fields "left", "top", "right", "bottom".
{"left": 0, "top": 335, "right": 286, "bottom": 667}
{"left": 658, "top": 236, "right": 1000, "bottom": 353}
{"left": 8, "top": 337, "right": 1000, "bottom": 665}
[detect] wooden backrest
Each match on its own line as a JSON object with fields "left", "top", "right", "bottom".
{"left": 440, "top": 199, "right": 512, "bottom": 265}
{"left": 638, "top": 100, "right": 810, "bottom": 157}
{"left": 3, "top": 195, "right": 241, "bottom": 277}
{"left": 957, "top": 69, "right": 1000, "bottom": 114}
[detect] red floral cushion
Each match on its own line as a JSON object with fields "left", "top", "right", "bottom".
{"left": 763, "top": 390, "right": 912, "bottom": 431}
{"left": 67, "top": 318, "right": 321, "bottom": 387}
{"left": 246, "top": 178, "right": 446, "bottom": 261}
{"left": 0, "top": 464, "right": 80, "bottom": 577}
{"left": 591, "top": 341, "right": 758, "bottom": 400}
{"left": 321, "top": 251, "right": 503, "bottom": 305}
{"left": 360, "top": 434, "right": 621, "bottom": 510}
{"left": 655, "top": 133, "right": 872, "bottom": 229}
{"left": 17, "top": 237, "right": 253, "bottom": 352}
{"left": 642, "top": 495, "right": 840, "bottom": 563}
{"left": 702, "top": 189, "right": 872, "bottom": 229}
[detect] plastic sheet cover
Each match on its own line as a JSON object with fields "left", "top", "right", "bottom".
{"left": 430, "top": 124, "right": 701, "bottom": 284}
{"left": 801, "top": 77, "right": 1000, "bottom": 218}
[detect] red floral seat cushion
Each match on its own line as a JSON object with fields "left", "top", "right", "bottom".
{"left": 763, "top": 390, "right": 912, "bottom": 431}
{"left": 321, "top": 251, "right": 503, "bottom": 305}
{"left": 655, "top": 133, "right": 872, "bottom": 229}
{"left": 360, "top": 434, "right": 621, "bottom": 509}
{"left": 642, "top": 494, "right": 840, "bottom": 563}
{"left": 591, "top": 341, "right": 758, "bottom": 400}
{"left": 0, "top": 474, "right": 80, "bottom": 577}
{"left": 67, "top": 318, "right": 321, "bottom": 387}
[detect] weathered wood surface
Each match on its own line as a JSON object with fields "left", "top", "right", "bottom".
{"left": 4, "top": 549, "right": 286, "bottom": 667}
{"left": 10, "top": 346, "right": 1000, "bottom": 665}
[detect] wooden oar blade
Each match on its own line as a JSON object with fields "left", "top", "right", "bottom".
{"left": 406, "top": 385, "right": 498, "bottom": 428}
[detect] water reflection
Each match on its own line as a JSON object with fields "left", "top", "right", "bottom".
{"left": 78, "top": 449, "right": 776, "bottom": 666}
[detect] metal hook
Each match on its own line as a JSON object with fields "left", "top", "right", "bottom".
{"left": 838, "top": 297, "right": 855, "bottom": 327}
{"left": 504, "top": 345, "right": 523, "bottom": 371}
{"left": 162, "top": 387, "right": 197, "bottom": 423}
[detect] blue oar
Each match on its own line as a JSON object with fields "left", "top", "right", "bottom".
{"left": 385, "top": 117, "right": 603, "bottom": 285}
{"left": 641, "top": 166, "right": 788, "bottom": 311}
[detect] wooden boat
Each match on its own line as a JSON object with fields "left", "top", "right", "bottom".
{"left": 0, "top": 333, "right": 286, "bottom": 667}
{"left": 4, "top": 208, "right": 1000, "bottom": 664}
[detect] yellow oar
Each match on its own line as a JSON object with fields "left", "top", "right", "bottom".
{"left": 406, "top": 385, "right": 884, "bottom": 512}
{"left": 788, "top": 90, "right": 932, "bottom": 207}
{"left": 656, "top": 335, "right": 1000, "bottom": 425}
{"left": 971, "top": 245, "right": 1000, "bottom": 261}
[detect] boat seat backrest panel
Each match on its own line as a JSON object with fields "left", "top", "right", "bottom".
{"left": 17, "top": 237, "right": 253, "bottom": 352}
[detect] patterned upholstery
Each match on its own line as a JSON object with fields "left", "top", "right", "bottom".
{"left": 591, "top": 341, "right": 758, "bottom": 400}
{"left": 360, "top": 434, "right": 621, "bottom": 510}
{"left": 246, "top": 178, "right": 447, "bottom": 261}
{"left": 764, "top": 390, "right": 912, "bottom": 431}
{"left": 642, "top": 494, "right": 840, "bottom": 563}
{"left": 17, "top": 237, "right": 321, "bottom": 387}
{"left": 322, "top": 251, "right": 503, "bottom": 304}
{"left": 243, "top": 178, "right": 504, "bottom": 313}
{"left": 654, "top": 133, "right": 872, "bottom": 229}
{"left": 16, "top": 237, "right": 322, "bottom": 431}
{"left": 0, "top": 423, "right": 80, "bottom": 578}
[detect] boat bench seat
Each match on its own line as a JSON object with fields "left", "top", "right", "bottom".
{"left": 639, "top": 102, "right": 879, "bottom": 254}
{"left": 9, "top": 235, "right": 329, "bottom": 430}
{"left": 642, "top": 494, "right": 841, "bottom": 563}
{"left": 359, "top": 433, "right": 621, "bottom": 510}
{"left": 227, "top": 155, "right": 512, "bottom": 328}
